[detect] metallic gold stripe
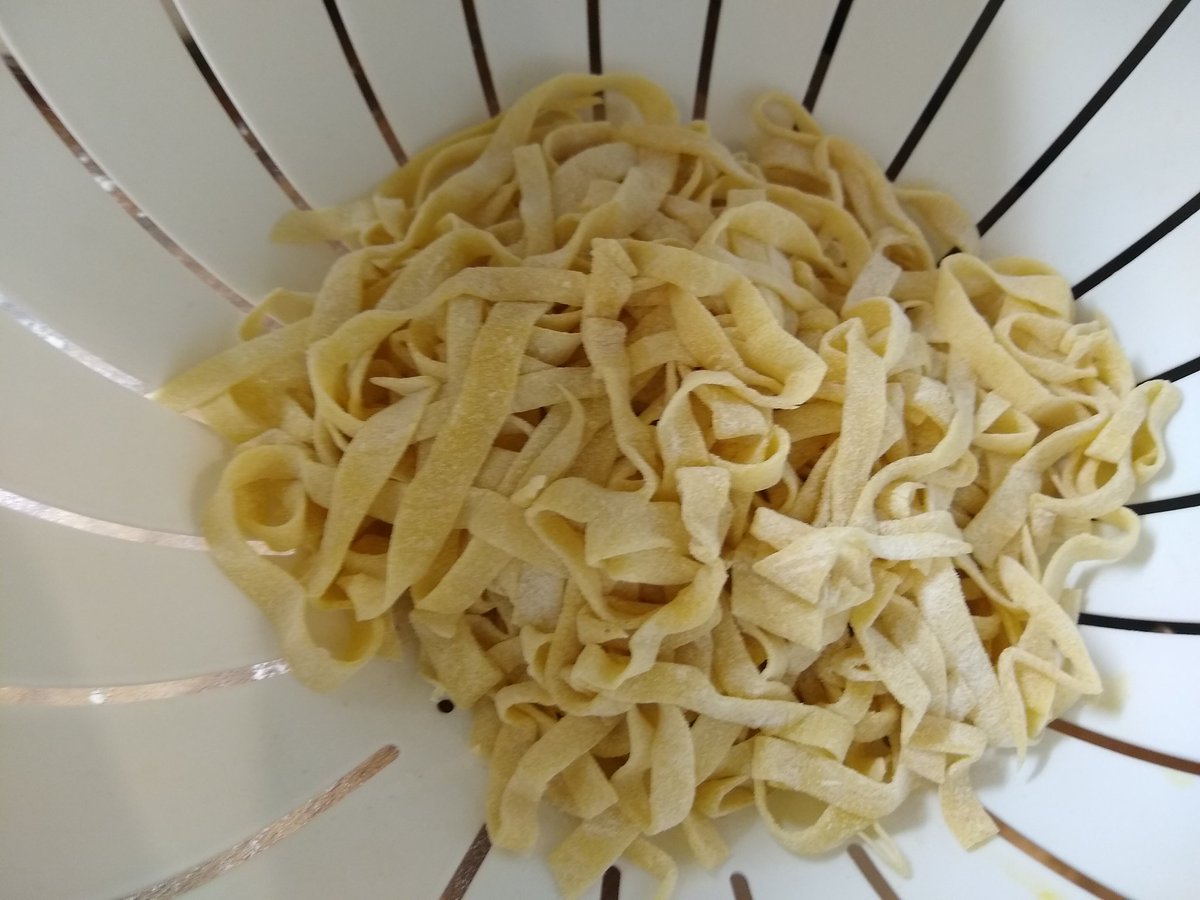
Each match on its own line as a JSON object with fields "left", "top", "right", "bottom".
{"left": 0, "top": 488, "right": 284, "bottom": 556}
{"left": 848, "top": 844, "right": 902, "bottom": 900}
{"left": 121, "top": 744, "right": 399, "bottom": 899}
{"left": 1050, "top": 719, "right": 1200, "bottom": 776}
{"left": 440, "top": 825, "right": 492, "bottom": 900}
{"left": 0, "top": 292, "right": 148, "bottom": 394}
{"left": 173, "top": 29, "right": 313, "bottom": 209}
{"left": 3, "top": 54, "right": 253, "bottom": 314}
{"left": 990, "top": 810, "right": 1123, "bottom": 900}
{"left": 0, "top": 659, "right": 289, "bottom": 707}
{"left": 0, "top": 487, "right": 206, "bottom": 548}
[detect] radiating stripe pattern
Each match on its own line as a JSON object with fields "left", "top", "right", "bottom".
{"left": 0, "top": 1, "right": 1196, "bottom": 898}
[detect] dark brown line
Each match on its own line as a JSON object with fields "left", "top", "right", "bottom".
{"left": 587, "top": 0, "right": 606, "bottom": 121}
{"left": 848, "top": 844, "right": 902, "bottom": 900}
{"left": 460, "top": 0, "right": 501, "bottom": 116}
{"left": 587, "top": 0, "right": 603, "bottom": 75}
{"left": 440, "top": 825, "right": 492, "bottom": 900}
{"left": 803, "top": 0, "right": 855, "bottom": 111}
{"left": 125, "top": 745, "right": 400, "bottom": 899}
{"left": 990, "top": 811, "right": 1125, "bottom": 900}
{"left": 172, "top": 21, "right": 311, "bottom": 209}
{"left": 1050, "top": 720, "right": 1200, "bottom": 776}
{"left": 692, "top": 0, "right": 724, "bottom": 120}
{"left": 323, "top": 0, "right": 408, "bottom": 163}
{"left": 600, "top": 866, "right": 622, "bottom": 900}
{"left": 977, "top": 0, "right": 1193, "bottom": 235}
{"left": 1080, "top": 613, "right": 1200, "bottom": 636}
{"left": 729, "top": 871, "right": 753, "bottom": 900}
{"left": 2, "top": 55, "right": 252, "bottom": 314}
{"left": 1128, "top": 490, "right": 1200, "bottom": 517}
{"left": 886, "top": 0, "right": 1006, "bottom": 179}
{"left": 1144, "top": 352, "right": 1200, "bottom": 385}
{"left": 1072, "top": 188, "right": 1200, "bottom": 297}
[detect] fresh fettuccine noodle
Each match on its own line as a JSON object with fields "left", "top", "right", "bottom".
{"left": 158, "top": 74, "right": 1179, "bottom": 897}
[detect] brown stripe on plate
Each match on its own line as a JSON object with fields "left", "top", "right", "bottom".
{"left": 848, "top": 843, "right": 902, "bottom": 900}
{"left": 586, "top": 0, "right": 606, "bottom": 121}
{"left": 322, "top": 0, "right": 408, "bottom": 164}
{"left": 587, "top": 0, "right": 603, "bottom": 75}
{"left": 121, "top": 745, "right": 399, "bottom": 899}
{"left": 2, "top": 55, "right": 252, "bottom": 314}
{"left": 692, "top": 0, "right": 724, "bottom": 119}
{"left": 803, "top": 0, "right": 856, "bottom": 112}
{"left": 1145, "top": 352, "right": 1200, "bottom": 385}
{"left": 886, "top": 0, "right": 1006, "bottom": 179}
{"left": 989, "top": 810, "right": 1124, "bottom": 900}
{"left": 1128, "top": 490, "right": 1200, "bottom": 517}
{"left": 1079, "top": 612, "right": 1200, "bottom": 636}
{"left": 1050, "top": 719, "right": 1200, "bottom": 776}
{"left": 168, "top": 15, "right": 312, "bottom": 209}
{"left": 600, "top": 865, "right": 621, "bottom": 900}
{"left": 440, "top": 825, "right": 492, "bottom": 900}
{"left": 977, "top": 0, "right": 1194, "bottom": 234}
{"left": 460, "top": 0, "right": 500, "bottom": 117}
{"left": 729, "top": 871, "right": 753, "bottom": 900}
{"left": 1072, "top": 188, "right": 1200, "bottom": 298}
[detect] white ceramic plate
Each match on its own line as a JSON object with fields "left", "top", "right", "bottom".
{"left": 1, "top": 2, "right": 1196, "bottom": 897}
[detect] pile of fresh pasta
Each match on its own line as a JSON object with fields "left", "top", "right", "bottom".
{"left": 158, "top": 74, "right": 1179, "bottom": 897}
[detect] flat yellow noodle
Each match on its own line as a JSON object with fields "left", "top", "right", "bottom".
{"left": 383, "top": 300, "right": 547, "bottom": 610}
{"left": 157, "top": 72, "right": 1180, "bottom": 899}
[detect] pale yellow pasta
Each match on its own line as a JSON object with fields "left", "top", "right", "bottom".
{"left": 157, "top": 74, "right": 1180, "bottom": 898}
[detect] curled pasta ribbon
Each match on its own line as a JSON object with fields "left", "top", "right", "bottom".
{"left": 157, "top": 74, "right": 1180, "bottom": 898}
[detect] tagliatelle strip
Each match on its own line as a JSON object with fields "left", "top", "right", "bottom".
{"left": 156, "top": 74, "right": 1180, "bottom": 899}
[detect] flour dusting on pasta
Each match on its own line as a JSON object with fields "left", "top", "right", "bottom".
{"left": 158, "top": 74, "right": 1179, "bottom": 898}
